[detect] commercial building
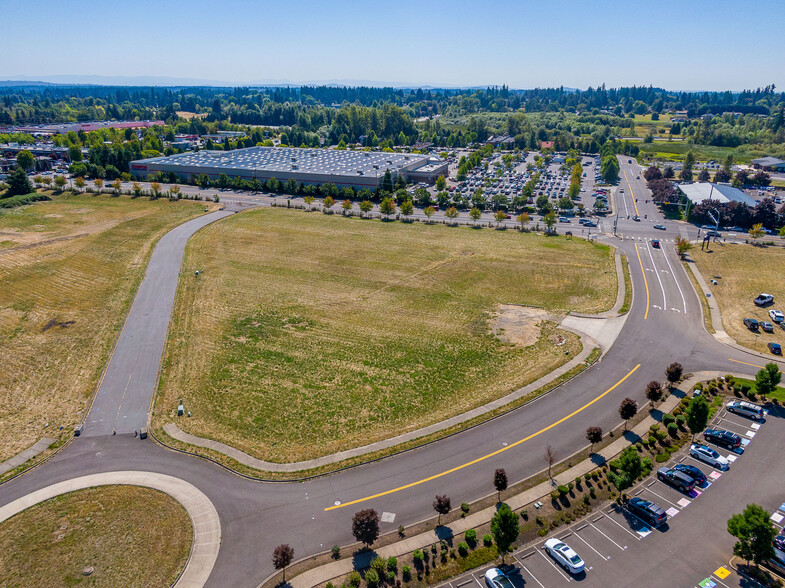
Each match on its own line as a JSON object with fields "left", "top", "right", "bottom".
{"left": 751, "top": 157, "right": 785, "bottom": 172}
{"left": 129, "top": 146, "right": 448, "bottom": 190}
{"left": 6, "top": 120, "right": 164, "bottom": 136}
{"left": 678, "top": 182, "right": 756, "bottom": 207}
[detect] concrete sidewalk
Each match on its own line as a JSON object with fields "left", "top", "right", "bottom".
{"left": 0, "top": 437, "right": 55, "bottom": 476}
{"left": 0, "top": 471, "right": 221, "bottom": 588}
{"left": 283, "top": 371, "right": 724, "bottom": 588}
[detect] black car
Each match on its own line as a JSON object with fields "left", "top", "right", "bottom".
{"left": 626, "top": 497, "right": 667, "bottom": 526}
{"left": 657, "top": 467, "right": 696, "bottom": 492}
{"left": 703, "top": 428, "right": 742, "bottom": 449}
{"left": 674, "top": 463, "right": 707, "bottom": 486}
{"left": 743, "top": 318, "right": 759, "bottom": 331}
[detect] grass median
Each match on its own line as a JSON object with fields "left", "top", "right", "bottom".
{"left": 155, "top": 208, "right": 616, "bottom": 465}
{"left": 0, "top": 192, "right": 211, "bottom": 461}
{"left": 0, "top": 485, "right": 192, "bottom": 587}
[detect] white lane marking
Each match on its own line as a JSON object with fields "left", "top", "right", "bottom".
{"left": 518, "top": 559, "right": 546, "bottom": 588}
{"left": 589, "top": 522, "right": 628, "bottom": 550}
{"left": 643, "top": 486, "right": 682, "bottom": 508}
{"left": 572, "top": 529, "right": 608, "bottom": 561}
{"left": 645, "top": 241, "right": 667, "bottom": 310}
{"left": 659, "top": 246, "right": 688, "bottom": 313}
{"left": 599, "top": 512, "right": 640, "bottom": 542}
{"left": 538, "top": 547, "right": 572, "bottom": 581}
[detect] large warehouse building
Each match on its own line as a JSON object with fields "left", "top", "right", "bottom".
{"left": 129, "top": 147, "right": 448, "bottom": 190}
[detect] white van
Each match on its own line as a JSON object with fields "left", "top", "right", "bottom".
{"left": 726, "top": 400, "right": 765, "bottom": 421}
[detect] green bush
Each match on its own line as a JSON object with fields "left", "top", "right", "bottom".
{"left": 0, "top": 192, "right": 51, "bottom": 209}
{"left": 537, "top": 528, "right": 548, "bottom": 537}
{"left": 667, "top": 422, "right": 679, "bottom": 436}
{"left": 520, "top": 509, "right": 528, "bottom": 520}
{"left": 364, "top": 568, "right": 380, "bottom": 588}
{"left": 458, "top": 542, "right": 469, "bottom": 557}
{"left": 655, "top": 452, "right": 670, "bottom": 462}
{"left": 412, "top": 550, "right": 424, "bottom": 564}
{"left": 550, "top": 489, "right": 560, "bottom": 500}
{"left": 461, "top": 502, "right": 470, "bottom": 515}
{"left": 465, "top": 529, "right": 477, "bottom": 546}
{"left": 583, "top": 493, "right": 590, "bottom": 505}
{"left": 386, "top": 557, "right": 397, "bottom": 572}
{"left": 348, "top": 571, "right": 361, "bottom": 587}
{"left": 386, "top": 571, "right": 396, "bottom": 583}
{"left": 663, "top": 413, "right": 675, "bottom": 426}
{"left": 584, "top": 473, "right": 592, "bottom": 482}
{"left": 370, "top": 557, "right": 387, "bottom": 576}
{"left": 402, "top": 565, "right": 411, "bottom": 582}
{"left": 590, "top": 487, "right": 596, "bottom": 499}
{"left": 557, "top": 484, "right": 569, "bottom": 495}
{"left": 483, "top": 534, "right": 493, "bottom": 547}
{"left": 331, "top": 544, "right": 340, "bottom": 558}
{"left": 675, "top": 414, "right": 686, "bottom": 426}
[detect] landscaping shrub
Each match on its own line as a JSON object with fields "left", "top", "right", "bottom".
{"left": 537, "top": 528, "right": 548, "bottom": 537}
{"left": 370, "top": 557, "right": 387, "bottom": 576}
{"left": 348, "top": 571, "right": 361, "bottom": 587}
{"left": 387, "top": 557, "right": 397, "bottom": 572}
{"left": 675, "top": 414, "right": 686, "bottom": 426}
{"left": 667, "top": 422, "right": 679, "bottom": 437}
{"left": 520, "top": 509, "right": 528, "bottom": 520}
{"left": 557, "top": 484, "right": 569, "bottom": 495}
{"left": 331, "top": 544, "right": 340, "bottom": 558}
{"left": 402, "top": 565, "right": 411, "bottom": 582}
{"left": 662, "top": 413, "right": 675, "bottom": 426}
{"left": 465, "top": 529, "right": 477, "bottom": 546}
{"left": 583, "top": 494, "right": 590, "bottom": 505}
{"left": 412, "top": 550, "right": 424, "bottom": 566}
{"left": 458, "top": 542, "right": 469, "bottom": 557}
{"left": 536, "top": 515, "right": 544, "bottom": 526}
{"left": 590, "top": 487, "right": 596, "bottom": 499}
{"left": 584, "top": 473, "right": 592, "bottom": 482}
{"left": 550, "top": 490, "right": 560, "bottom": 500}
{"left": 655, "top": 452, "right": 670, "bottom": 462}
{"left": 483, "top": 534, "right": 493, "bottom": 547}
{"left": 365, "top": 569, "right": 380, "bottom": 588}
{"left": 461, "top": 502, "right": 470, "bottom": 515}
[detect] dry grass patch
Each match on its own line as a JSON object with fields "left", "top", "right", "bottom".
{"left": 0, "top": 485, "right": 191, "bottom": 587}
{"left": 156, "top": 208, "right": 616, "bottom": 463}
{"left": 0, "top": 193, "right": 209, "bottom": 461}
{"left": 691, "top": 242, "right": 785, "bottom": 353}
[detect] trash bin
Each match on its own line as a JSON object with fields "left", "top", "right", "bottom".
{"left": 178, "top": 404, "right": 184, "bottom": 416}
{"left": 139, "top": 428, "right": 147, "bottom": 440}
{"left": 74, "top": 424, "right": 83, "bottom": 437}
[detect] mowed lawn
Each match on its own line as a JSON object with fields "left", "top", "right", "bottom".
{"left": 157, "top": 208, "right": 617, "bottom": 463}
{"left": 0, "top": 485, "right": 191, "bottom": 587}
{"left": 691, "top": 243, "right": 785, "bottom": 354}
{"left": 0, "top": 193, "right": 209, "bottom": 460}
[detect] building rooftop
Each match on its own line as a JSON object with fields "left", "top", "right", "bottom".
{"left": 133, "top": 147, "right": 431, "bottom": 178}
{"left": 751, "top": 156, "right": 785, "bottom": 167}
{"left": 679, "top": 182, "right": 757, "bottom": 207}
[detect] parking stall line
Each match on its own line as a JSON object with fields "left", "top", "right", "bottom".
{"left": 572, "top": 529, "right": 609, "bottom": 561}
{"left": 643, "top": 486, "right": 683, "bottom": 509}
{"left": 590, "top": 521, "right": 629, "bottom": 549}
{"left": 515, "top": 554, "right": 546, "bottom": 588}
{"left": 537, "top": 547, "right": 572, "bottom": 581}
{"left": 599, "top": 511, "right": 639, "bottom": 542}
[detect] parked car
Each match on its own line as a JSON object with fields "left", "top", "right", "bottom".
{"left": 690, "top": 444, "right": 730, "bottom": 470}
{"left": 653, "top": 224, "right": 666, "bottom": 230}
{"left": 770, "top": 342, "right": 783, "bottom": 355}
{"left": 754, "top": 293, "right": 774, "bottom": 306}
{"left": 743, "top": 318, "right": 759, "bottom": 331}
{"left": 632, "top": 215, "right": 641, "bottom": 221}
{"left": 726, "top": 400, "right": 765, "bottom": 421}
{"left": 769, "top": 309, "right": 784, "bottom": 324}
{"left": 761, "top": 321, "right": 775, "bottom": 333}
{"left": 703, "top": 428, "right": 741, "bottom": 449}
{"left": 674, "top": 463, "right": 707, "bottom": 486}
{"left": 484, "top": 568, "right": 514, "bottom": 588}
{"left": 584, "top": 221, "right": 597, "bottom": 227}
{"left": 657, "top": 467, "right": 696, "bottom": 492}
{"left": 626, "top": 497, "right": 667, "bottom": 526}
{"left": 544, "top": 538, "right": 585, "bottom": 574}
{"left": 559, "top": 216, "right": 571, "bottom": 223}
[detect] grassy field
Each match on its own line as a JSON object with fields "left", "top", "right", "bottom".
{"left": 637, "top": 142, "right": 739, "bottom": 163}
{"left": 156, "top": 208, "right": 617, "bottom": 463}
{"left": 733, "top": 377, "right": 785, "bottom": 402}
{"left": 0, "top": 192, "right": 211, "bottom": 461}
{"left": 691, "top": 242, "right": 785, "bottom": 354}
{"left": 630, "top": 113, "right": 674, "bottom": 138}
{"left": 0, "top": 485, "right": 191, "bottom": 587}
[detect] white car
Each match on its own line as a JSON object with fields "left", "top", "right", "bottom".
{"left": 690, "top": 443, "right": 729, "bottom": 470}
{"left": 484, "top": 568, "right": 514, "bottom": 588}
{"left": 544, "top": 538, "right": 585, "bottom": 574}
{"left": 769, "top": 309, "right": 785, "bottom": 324}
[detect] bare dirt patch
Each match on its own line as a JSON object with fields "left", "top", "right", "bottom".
{"left": 489, "top": 305, "right": 561, "bottom": 347}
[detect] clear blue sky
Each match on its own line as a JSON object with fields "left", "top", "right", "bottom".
{"left": 4, "top": 0, "right": 784, "bottom": 91}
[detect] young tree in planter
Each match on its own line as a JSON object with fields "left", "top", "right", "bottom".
{"left": 755, "top": 363, "right": 782, "bottom": 398}
{"left": 423, "top": 205, "right": 435, "bottom": 223}
{"left": 342, "top": 199, "right": 352, "bottom": 215}
{"left": 727, "top": 504, "right": 776, "bottom": 567}
{"left": 490, "top": 503, "right": 519, "bottom": 563}
{"left": 517, "top": 212, "right": 530, "bottom": 231}
{"left": 399, "top": 199, "right": 414, "bottom": 220}
{"left": 493, "top": 468, "right": 508, "bottom": 501}
{"left": 351, "top": 509, "right": 380, "bottom": 547}
{"left": 75, "top": 176, "right": 86, "bottom": 191}
{"left": 272, "top": 544, "right": 294, "bottom": 582}
{"left": 445, "top": 206, "right": 459, "bottom": 225}
{"left": 54, "top": 175, "right": 67, "bottom": 191}
{"left": 685, "top": 396, "right": 709, "bottom": 441}
{"left": 544, "top": 444, "right": 557, "bottom": 483}
{"left": 469, "top": 206, "right": 482, "bottom": 226}
{"left": 323, "top": 195, "right": 335, "bottom": 212}
{"left": 379, "top": 196, "right": 396, "bottom": 219}
{"left": 619, "top": 398, "right": 638, "bottom": 431}
{"left": 433, "top": 495, "right": 451, "bottom": 525}
{"left": 665, "top": 362, "right": 683, "bottom": 389}
{"left": 494, "top": 209, "right": 508, "bottom": 228}
{"left": 304, "top": 195, "right": 315, "bottom": 210}
{"left": 585, "top": 426, "right": 603, "bottom": 452}
{"left": 645, "top": 381, "right": 663, "bottom": 403}
{"left": 359, "top": 200, "right": 373, "bottom": 218}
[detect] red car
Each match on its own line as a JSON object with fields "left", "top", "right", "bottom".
{"left": 652, "top": 239, "right": 660, "bottom": 248}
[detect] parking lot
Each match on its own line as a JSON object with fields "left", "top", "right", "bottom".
{"left": 440, "top": 403, "right": 776, "bottom": 588}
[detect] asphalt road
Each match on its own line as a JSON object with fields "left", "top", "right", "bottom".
{"left": 2, "top": 158, "right": 784, "bottom": 587}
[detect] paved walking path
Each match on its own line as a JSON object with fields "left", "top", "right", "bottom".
{"left": 282, "top": 371, "right": 732, "bottom": 588}
{"left": 0, "top": 438, "right": 55, "bottom": 475}
{"left": 0, "top": 471, "right": 221, "bottom": 588}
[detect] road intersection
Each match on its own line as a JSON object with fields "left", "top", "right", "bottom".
{"left": 1, "top": 158, "right": 783, "bottom": 587}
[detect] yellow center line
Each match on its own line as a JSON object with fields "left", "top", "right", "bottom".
{"left": 624, "top": 170, "right": 640, "bottom": 217}
{"left": 728, "top": 358, "right": 764, "bottom": 369}
{"left": 325, "top": 364, "right": 641, "bottom": 512}
{"left": 634, "top": 244, "right": 649, "bottom": 320}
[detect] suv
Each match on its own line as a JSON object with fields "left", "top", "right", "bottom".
{"left": 743, "top": 318, "right": 759, "bottom": 331}
{"left": 726, "top": 400, "right": 765, "bottom": 421}
{"left": 626, "top": 497, "right": 667, "bottom": 526}
{"left": 703, "top": 428, "right": 741, "bottom": 449}
{"left": 754, "top": 293, "right": 774, "bottom": 306}
{"left": 674, "top": 463, "right": 707, "bottom": 486}
{"left": 761, "top": 321, "right": 775, "bottom": 332}
{"left": 657, "top": 467, "right": 696, "bottom": 493}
